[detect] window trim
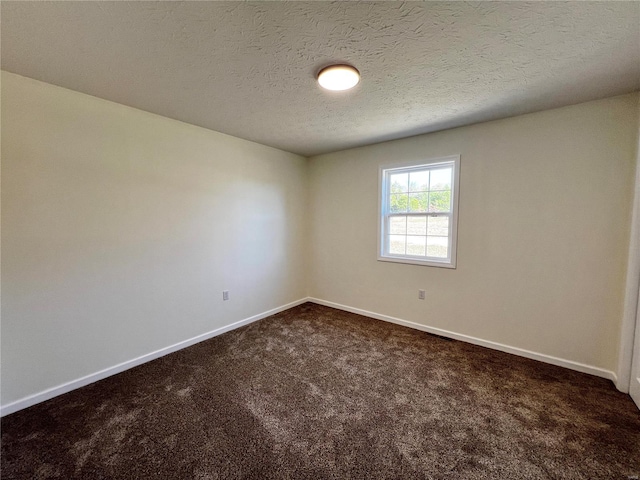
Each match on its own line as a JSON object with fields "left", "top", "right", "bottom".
{"left": 377, "top": 154, "right": 460, "bottom": 268}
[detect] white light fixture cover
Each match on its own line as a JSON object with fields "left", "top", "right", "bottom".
{"left": 317, "top": 65, "right": 360, "bottom": 91}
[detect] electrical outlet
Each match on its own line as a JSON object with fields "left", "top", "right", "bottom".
{"left": 222, "top": 290, "right": 229, "bottom": 301}
{"left": 418, "top": 289, "right": 426, "bottom": 300}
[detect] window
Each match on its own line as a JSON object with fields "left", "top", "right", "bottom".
{"left": 378, "top": 155, "right": 460, "bottom": 268}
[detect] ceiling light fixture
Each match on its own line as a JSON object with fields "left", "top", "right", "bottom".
{"left": 317, "top": 65, "right": 360, "bottom": 91}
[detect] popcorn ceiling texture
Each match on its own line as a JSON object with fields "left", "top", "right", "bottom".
{"left": 1, "top": 1, "right": 639, "bottom": 156}
{"left": 2, "top": 304, "right": 639, "bottom": 479}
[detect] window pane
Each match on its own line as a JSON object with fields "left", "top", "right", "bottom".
{"left": 390, "top": 194, "right": 408, "bottom": 213}
{"left": 427, "top": 216, "right": 449, "bottom": 236}
{"left": 409, "top": 170, "right": 429, "bottom": 192}
{"left": 389, "top": 235, "right": 406, "bottom": 255}
{"left": 381, "top": 159, "right": 457, "bottom": 266}
{"left": 389, "top": 216, "right": 407, "bottom": 234}
{"left": 408, "top": 192, "right": 428, "bottom": 212}
{"left": 407, "top": 216, "right": 427, "bottom": 235}
{"left": 390, "top": 173, "right": 408, "bottom": 193}
{"left": 427, "top": 236, "right": 448, "bottom": 258}
{"left": 428, "top": 190, "right": 451, "bottom": 212}
{"left": 407, "top": 236, "right": 426, "bottom": 256}
{"left": 430, "top": 167, "right": 452, "bottom": 190}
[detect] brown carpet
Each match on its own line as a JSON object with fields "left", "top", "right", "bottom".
{"left": 2, "top": 303, "right": 639, "bottom": 479}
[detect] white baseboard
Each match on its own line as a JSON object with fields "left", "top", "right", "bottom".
{"left": 2, "top": 296, "right": 618, "bottom": 417}
{"left": 307, "top": 297, "right": 618, "bottom": 383}
{"left": 0, "top": 298, "right": 308, "bottom": 417}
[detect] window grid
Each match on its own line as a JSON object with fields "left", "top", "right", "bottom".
{"left": 385, "top": 165, "right": 453, "bottom": 260}
{"left": 379, "top": 156, "right": 459, "bottom": 268}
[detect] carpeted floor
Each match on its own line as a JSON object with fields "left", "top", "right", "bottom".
{"left": 2, "top": 303, "right": 639, "bottom": 479}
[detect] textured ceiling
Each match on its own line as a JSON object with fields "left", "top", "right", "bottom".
{"left": 2, "top": 1, "right": 639, "bottom": 157}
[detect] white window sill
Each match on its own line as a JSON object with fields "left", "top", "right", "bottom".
{"left": 377, "top": 255, "right": 456, "bottom": 269}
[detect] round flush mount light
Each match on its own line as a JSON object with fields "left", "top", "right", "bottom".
{"left": 317, "top": 64, "right": 360, "bottom": 91}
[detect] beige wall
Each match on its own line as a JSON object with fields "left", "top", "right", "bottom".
{"left": 1, "top": 72, "right": 308, "bottom": 406}
{"left": 308, "top": 93, "right": 639, "bottom": 374}
{"left": 2, "top": 69, "right": 638, "bottom": 410}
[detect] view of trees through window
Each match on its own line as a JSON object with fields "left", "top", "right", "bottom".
{"left": 386, "top": 166, "right": 452, "bottom": 258}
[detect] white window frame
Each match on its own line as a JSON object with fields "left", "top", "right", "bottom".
{"left": 378, "top": 155, "right": 460, "bottom": 268}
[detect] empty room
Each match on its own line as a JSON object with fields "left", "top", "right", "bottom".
{"left": 1, "top": 1, "right": 640, "bottom": 479}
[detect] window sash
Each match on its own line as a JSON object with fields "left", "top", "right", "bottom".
{"left": 383, "top": 213, "right": 453, "bottom": 261}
